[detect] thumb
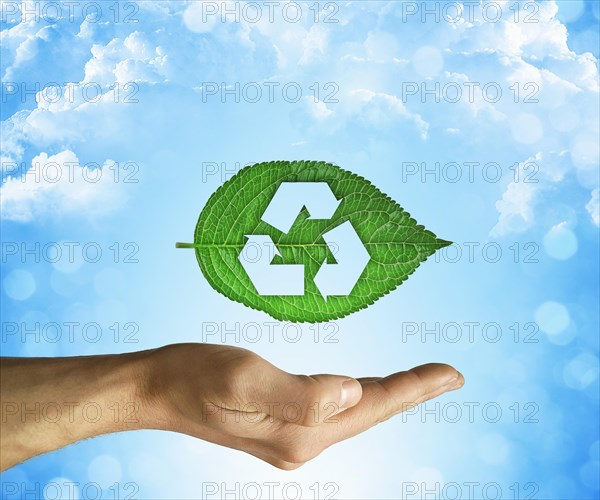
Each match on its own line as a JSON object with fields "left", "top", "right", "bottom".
{"left": 258, "top": 369, "right": 363, "bottom": 427}
{"left": 300, "top": 374, "right": 364, "bottom": 426}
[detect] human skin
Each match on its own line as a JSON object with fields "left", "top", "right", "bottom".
{"left": 0, "top": 343, "right": 464, "bottom": 471}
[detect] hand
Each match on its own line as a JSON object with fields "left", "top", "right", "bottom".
{"left": 141, "top": 343, "right": 465, "bottom": 469}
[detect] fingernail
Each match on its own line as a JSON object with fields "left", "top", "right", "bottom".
{"left": 340, "top": 378, "right": 362, "bottom": 409}
{"left": 454, "top": 371, "right": 465, "bottom": 389}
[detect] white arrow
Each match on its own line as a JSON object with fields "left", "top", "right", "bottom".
{"left": 238, "top": 235, "right": 304, "bottom": 296}
{"left": 261, "top": 182, "right": 341, "bottom": 233}
{"left": 313, "top": 221, "right": 370, "bottom": 299}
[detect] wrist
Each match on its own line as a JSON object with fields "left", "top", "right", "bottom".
{"left": 133, "top": 345, "right": 180, "bottom": 433}
{"left": 69, "top": 350, "right": 155, "bottom": 437}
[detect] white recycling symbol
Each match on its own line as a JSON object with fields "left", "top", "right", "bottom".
{"left": 238, "top": 182, "right": 370, "bottom": 299}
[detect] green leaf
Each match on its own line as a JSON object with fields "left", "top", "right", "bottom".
{"left": 179, "top": 160, "right": 450, "bottom": 322}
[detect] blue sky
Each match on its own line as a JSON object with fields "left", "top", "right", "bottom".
{"left": 1, "top": 1, "right": 599, "bottom": 499}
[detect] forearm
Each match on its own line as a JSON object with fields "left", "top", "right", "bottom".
{"left": 0, "top": 350, "right": 155, "bottom": 471}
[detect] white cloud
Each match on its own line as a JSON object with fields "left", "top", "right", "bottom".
{"left": 84, "top": 32, "right": 168, "bottom": 85}
{"left": 305, "top": 97, "right": 334, "bottom": 120}
{"left": 491, "top": 161, "right": 539, "bottom": 237}
{"left": 1, "top": 21, "right": 50, "bottom": 80}
{"left": 0, "top": 113, "right": 27, "bottom": 163}
{"left": 0, "top": 150, "right": 125, "bottom": 222}
{"left": 298, "top": 25, "right": 328, "bottom": 65}
{"left": 490, "top": 151, "right": 573, "bottom": 236}
{"left": 586, "top": 188, "right": 600, "bottom": 226}
{"left": 1, "top": 0, "right": 598, "bottom": 231}
{"left": 182, "top": 1, "right": 218, "bottom": 34}
{"left": 355, "top": 89, "right": 428, "bottom": 138}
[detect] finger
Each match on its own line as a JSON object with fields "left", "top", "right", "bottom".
{"left": 316, "top": 363, "right": 464, "bottom": 445}
{"left": 214, "top": 365, "right": 462, "bottom": 467}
